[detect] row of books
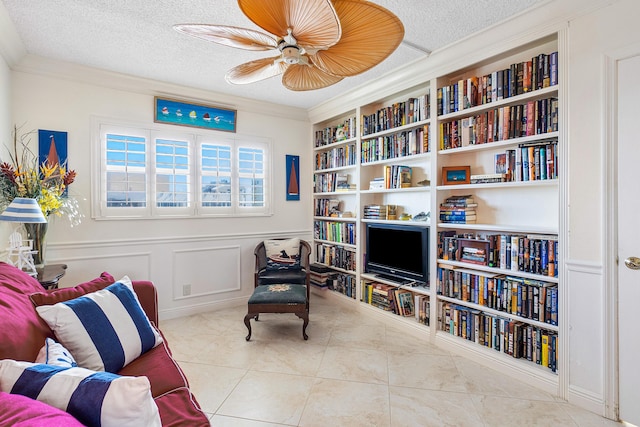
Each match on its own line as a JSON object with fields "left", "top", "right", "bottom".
{"left": 383, "top": 165, "right": 412, "bottom": 189}
{"left": 315, "top": 143, "right": 356, "bottom": 170}
{"left": 314, "top": 198, "right": 341, "bottom": 217}
{"left": 437, "top": 265, "right": 558, "bottom": 324}
{"left": 361, "top": 282, "right": 424, "bottom": 319}
{"left": 313, "top": 173, "right": 354, "bottom": 193}
{"left": 331, "top": 273, "right": 357, "bottom": 299}
{"left": 363, "top": 204, "right": 398, "bottom": 220}
{"left": 439, "top": 231, "right": 558, "bottom": 278}
{"left": 314, "top": 243, "right": 356, "bottom": 272}
{"left": 361, "top": 93, "right": 430, "bottom": 136}
{"left": 437, "top": 51, "right": 558, "bottom": 116}
{"left": 438, "top": 302, "right": 558, "bottom": 371}
{"left": 361, "top": 125, "right": 430, "bottom": 163}
{"left": 439, "top": 97, "right": 558, "bottom": 150}
{"left": 314, "top": 220, "right": 356, "bottom": 245}
{"left": 498, "top": 141, "right": 558, "bottom": 182}
{"left": 315, "top": 117, "right": 357, "bottom": 147}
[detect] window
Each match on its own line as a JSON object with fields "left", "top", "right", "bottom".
{"left": 96, "top": 122, "right": 271, "bottom": 218}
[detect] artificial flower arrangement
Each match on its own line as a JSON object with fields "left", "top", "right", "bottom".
{"left": 0, "top": 126, "right": 81, "bottom": 225}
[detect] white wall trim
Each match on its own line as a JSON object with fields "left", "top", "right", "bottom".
{"left": 48, "top": 229, "right": 312, "bottom": 251}
{"left": 569, "top": 385, "right": 608, "bottom": 417}
{"left": 160, "top": 295, "right": 248, "bottom": 321}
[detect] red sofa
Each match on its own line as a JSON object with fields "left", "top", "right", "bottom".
{"left": 0, "top": 262, "right": 210, "bottom": 426}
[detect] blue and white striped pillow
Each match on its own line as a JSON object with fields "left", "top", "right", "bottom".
{"left": 35, "top": 276, "right": 163, "bottom": 373}
{"left": 0, "top": 360, "right": 161, "bottom": 427}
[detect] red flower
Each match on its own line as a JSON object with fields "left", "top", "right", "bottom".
{"left": 0, "top": 162, "right": 16, "bottom": 184}
{"left": 63, "top": 170, "right": 77, "bottom": 186}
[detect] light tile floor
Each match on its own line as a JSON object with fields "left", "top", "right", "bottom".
{"left": 161, "top": 291, "right": 623, "bottom": 427}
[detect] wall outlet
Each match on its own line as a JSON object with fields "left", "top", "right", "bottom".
{"left": 182, "top": 284, "right": 191, "bottom": 296}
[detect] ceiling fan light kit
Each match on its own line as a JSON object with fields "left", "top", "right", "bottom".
{"left": 174, "top": 0, "right": 404, "bottom": 91}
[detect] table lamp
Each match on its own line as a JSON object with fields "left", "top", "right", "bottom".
{"left": 0, "top": 197, "right": 47, "bottom": 277}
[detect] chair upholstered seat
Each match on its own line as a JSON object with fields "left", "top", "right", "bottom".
{"left": 247, "top": 284, "right": 307, "bottom": 305}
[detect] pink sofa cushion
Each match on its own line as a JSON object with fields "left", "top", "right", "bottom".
{"left": 117, "top": 331, "right": 188, "bottom": 398}
{"left": 29, "top": 272, "right": 116, "bottom": 307}
{"left": 0, "top": 391, "right": 85, "bottom": 426}
{"left": 0, "top": 263, "right": 52, "bottom": 362}
{"left": 154, "top": 387, "right": 210, "bottom": 427}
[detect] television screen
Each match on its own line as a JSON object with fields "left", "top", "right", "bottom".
{"left": 365, "top": 223, "right": 429, "bottom": 284}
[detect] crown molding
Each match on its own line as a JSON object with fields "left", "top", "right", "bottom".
{"left": 0, "top": 1, "right": 26, "bottom": 66}
{"left": 11, "top": 54, "right": 310, "bottom": 122}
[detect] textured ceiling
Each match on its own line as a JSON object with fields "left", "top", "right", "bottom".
{"left": 2, "top": 0, "right": 544, "bottom": 110}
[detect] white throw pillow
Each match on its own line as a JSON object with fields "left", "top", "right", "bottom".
{"left": 35, "top": 338, "right": 77, "bottom": 368}
{"left": 35, "top": 276, "right": 163, "bottom": 373}
{"left": 0, "top": 360, "right": 161, "bottom": 427}
{"left": 263, "top": 238, "right": 301, "bottom": 271}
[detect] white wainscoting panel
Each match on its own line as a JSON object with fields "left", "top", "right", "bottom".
{"left": 56, "top": 252, "right": 152, "bottom": 287}
{"left": 566, "top": 260, "right": 605, "bottom": 412}
{"left": 172, "top": 245, "right": 241, "bottom": 300}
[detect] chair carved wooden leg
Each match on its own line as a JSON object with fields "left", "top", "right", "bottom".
{"left": 244, "top": 313, "right": 253, "bottom": 341}
{"left": 295, "top": 312, "right": 309, "bottom": 340}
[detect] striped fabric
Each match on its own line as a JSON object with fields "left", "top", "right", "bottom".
{"left": 35, "top": 338, "right": 77, "bottom": 368}
{"left": 0, "top": 360, "right": 161, "bottom": 427}
{"left": 36, "top": 276, "right": 162, "bottom": 373}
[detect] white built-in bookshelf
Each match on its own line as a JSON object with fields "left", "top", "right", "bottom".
{"left": 311, "top": 31, "right": 563, "bottom": 394}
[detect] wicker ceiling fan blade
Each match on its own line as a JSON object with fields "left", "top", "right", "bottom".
{"left": 225, "top": 56, "right": 288, "bottom": 85}
{"left": 173, "top": 24, "right": 278, "bottom": 51}
{"left": 282, "top": 63, "right": 344, "bottom": 91}
{"left": 238, "top": 0, "right": 341, "bottom": 49}
{"left": 310, "top": 0, "right": 404, "bottom": 77}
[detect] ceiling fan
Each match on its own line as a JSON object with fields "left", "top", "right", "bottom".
{"left": 173, "top": 0, "right": 404, "bottom": 91}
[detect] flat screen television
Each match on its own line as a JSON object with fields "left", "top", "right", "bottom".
{"left": 365, "top": 222, "right": 429, "bottom": 285}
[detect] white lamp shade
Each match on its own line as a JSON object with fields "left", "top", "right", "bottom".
{"left": 0, "top": 198, "right": 47, "bottom": 223}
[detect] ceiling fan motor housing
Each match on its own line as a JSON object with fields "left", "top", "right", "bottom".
{"left": 281, "top": 45, "right": 300, "bottom": 64}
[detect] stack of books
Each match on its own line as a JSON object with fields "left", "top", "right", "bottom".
{"left": 363, "top": 204, "right": 387, "bottom": 219}
{"left": 310, "top": 264, "right": 333, "bottom": 289}
{"left": 335, "top": 174, "right": 356, "bottom": 192}
{"left": 369, "top": 177, "right": 385, "bottom": 190}
{"left": 439, "top": 195, "right": 478, "bottom": 224}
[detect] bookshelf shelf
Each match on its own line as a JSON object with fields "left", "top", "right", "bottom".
{"left": 313, "top": 164, "right": 357, "bottom": 174}
{"left": 361, "top": 152, "right": 431, "bottom": 167}
{"left": 361, "top": 118, "right": 431, "bottom": 140}
{"left": 314, "top": 136, "right": 358, "bottom": 152}
{"left": 362, "top": 219, "right": 430, "bottom": 227}
{"left": 438, "top": 294, "right": 559, "bottom": 331}
{"left": 312, "top": 238, "right": 357, "bottom": 249}
{"left": 436, "top": 180, "right": 557, "bottom": 191}
{"left": 438, "top": 132, "right": 559, "bottom": 155}
{"left": 314, "top": 216, "right": 356, "bottom": 223}
{"left": 438, "top": 85, "right": 558, "bottom": 121}
{"left": 437, "top": 259, "right": 559, "bottom": 283}
{"left": 313, "top": 191, "right": 357, "bottom": 196}
{"left": 311, "top": 32, "right": 563, "bottom": 390}
{"left": 437, "top": 223, "right": 558, "bottom": 235}
{"left": 361, "top": 186, "right": 430, "bottom": 195}
{"left": 319, "top": 265, "right": 355, "bottom": 275}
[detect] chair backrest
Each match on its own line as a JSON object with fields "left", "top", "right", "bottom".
{"left": 254, "top": 238, "right": 311, "bottom": 292}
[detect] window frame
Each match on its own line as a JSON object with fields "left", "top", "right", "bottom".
{"left": 93, "top": 118, "right": 272, "bottom": 219}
